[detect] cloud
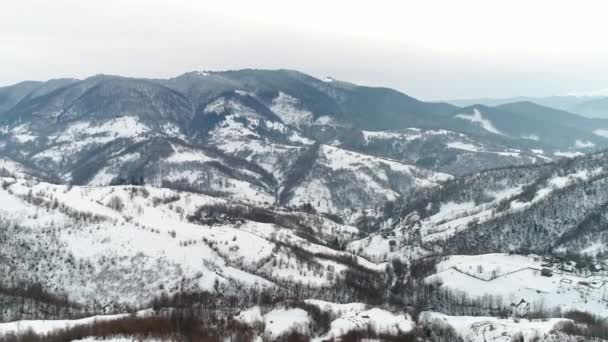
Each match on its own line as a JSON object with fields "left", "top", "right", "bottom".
{"left": 2, "top": 0, "right": 608, "bottom": 99}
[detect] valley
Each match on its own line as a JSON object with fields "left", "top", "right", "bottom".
{"left": 2, "top": 70, "right": 608, "bottom": 341}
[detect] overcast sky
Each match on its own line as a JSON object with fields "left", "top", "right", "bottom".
{"left": 2, "top": 0, "right": 608, "bottom": 100}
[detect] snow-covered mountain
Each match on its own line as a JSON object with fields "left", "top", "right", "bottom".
{"left": 1, "top": 70, "right": 605, "bottom": 187}
{"left": 0, "top": 72, "right": 463, "bottom": 222}
{"left": 352, "top": 149, "right": 608, "bottom": 262}
{"left": 4, "top": 70, "right": 608, "bottom": 341}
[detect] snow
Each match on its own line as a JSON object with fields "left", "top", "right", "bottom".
{"left": 455, "top": 109, "right": 503, "bottom": 135}
{"left": 593, "top": 129, "right": 608, "bottom": 138}
{"left": 554, "top": 151, "right": 584, "bottom": 158}
{"left": 290, "top": 178, "right": 336, "bottom": 212}
{"left": 304, "top": 300, "right": 367, "bottom": 317}
{"left": 531, "top": 149, "right": 544, "bottom": 155}
{"left": 204, "top": 97, "right": 261, "bottom": 119}
{"left": 166, "top": 144, "right": 215, "bottom": 163}
{"left": 236, "top": 302, "right": 413, "bottom": 341}
{"left": 350, "top": 167, "right": 606, "bottom": 259}
{"left": 263, "top": 308, "right": 310, "bottom": 339}
{"left": 235, "top": 89, "right": 254, "bottom": 96}
{"left": 88, "top": 168, "right": 117, "bottom": 186}
{"left": 362, "top": 129, "right": 462, "bottom": 144}
{"left": 0, "top": 177, "right": 380, "bottom": 308}
{"left": 362, "top": 130, "right": 411, "bottom": 142}
{"left": 447, "top": 141, "right": 481, "bottom": 152}
{"left": 235, "top": 306, "right": 263, "bottom": 326}
{"left": 0, "top": 158, "right": 28, "bottom": 176}
{"left": 59, "top": 117, "right": 150, "bottom": 142}
{"left": 270, "top": 92, "right": 314, "bottom": 127}
{"left": 88, "top": 152, "right": 141, "bottom": 186}
{"left": 287, "top": 144, "right": 450, "bottom": 213}
{"left": 426, "top": 253, "right": 608, "bottom": 316}
{"left": 434, "top": 254, "right": 540, "bottom": 280}
{"left": 72, "top": 338, "right": 162, "bottom": 342}
{"left": 160, "top": 122, "right": 186, "bottom": 139}
{"left": 496, "top": 151, "right": 520, "bottom": 157}
{"left": 313, "top": 115, "right": 338, "bottom": 126}
{"left": 354, "top": 166, "right": 603, "bottom": 257}
{"left": 515, "top": 167, "right": 603, "bottom": 206}
{"left": 432, "top": 201, "right": 476, "bottom": 222}
{"left": 317, "top": 308, "right": 414, "bottom": 341}
{"left": 522, "top": 134, "right": 540, "bottom": 141}
{"left": 10, "top": 124, "right": 37, "bottom": 143}
{"left": 420, "top": 312, "right": 571, "bottom": 342}
{"left": 574, "top": 140, "right": 595, "bottom": 148}
{"left": 322, "top": 76, "right": 335, "bottom": 82}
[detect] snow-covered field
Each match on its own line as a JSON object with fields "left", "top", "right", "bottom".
{"left": 420, "top": 312, "right": 574, "bottom": 342}
{"left": 426, "top": 254, "right": 608, "bottom": 316}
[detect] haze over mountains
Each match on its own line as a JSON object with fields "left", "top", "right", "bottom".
{"left": 448, "top": 92, "right": 608, "bottom": 119}
{"left": 4, "top": 69, "right": 608, "bottom": 341}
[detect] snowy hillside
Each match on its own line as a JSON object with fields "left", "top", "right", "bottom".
{"left": 0, "top": 175, "right": 389, "bottom": 314}
{"left": 350, "top": 150, "right": 608, "bottom": 261}
{"left": 356, "top": 127, "right": 551, "bottom": 175}
{"left": 426, "top": 254, "right": 608, "bottom": 316}
{"left": 420, "top": 312, "right": 576, "bottom": 342}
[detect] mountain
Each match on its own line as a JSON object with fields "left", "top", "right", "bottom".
{"left": 3, "top": 70, "right": 608, "bottom": 221}
{"left": 495, "top": 101, "right": 608, "bottom": 145}
{"left": 448, "top": 94, "right": 608, "bottom": 119}
{"left": 0, "top": 71, "right": 459, "bottom": 223}
{"left": 447, "top": 95, "right": 590, "bottom": 111}
{"left": 352, "top": 149, "right": 608, "bottom": 261}
{"left": 5, "top": 70, "right": 608, "bottom": 340}
{"left": 570, "top": 97, "right": 608, "bottom": 119}
{"left": 0, "top": 81, "right": 42, "bottom": 114}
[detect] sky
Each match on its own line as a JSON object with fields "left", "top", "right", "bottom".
{"left": 2, "top": 0, "right": 608, "bottom": 100}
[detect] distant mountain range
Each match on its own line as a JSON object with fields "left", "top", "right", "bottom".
{"left": 1, "top": 69, "right": 608, "bottom": 220}
{"left": 448, "top": 94, "right": 608, "bottom": 119}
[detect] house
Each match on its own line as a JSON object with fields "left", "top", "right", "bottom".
{"left": 541, "top": 268, "right": 553, "bottom": 277}
{"left": 510, "top": 299, "right": 529, "bottom": 317}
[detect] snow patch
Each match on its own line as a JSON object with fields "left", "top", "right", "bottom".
{"left": 263, "top": 308, "right": 310, "bottom": 339}
{"left": 574, "top": 140, "right": 595, "bottom": 148}
{"left": 593, "top": 129, "right": 608, "bottom": 138}
{"left": 455, "top": 109, "right": 503, "bottom": 135}
{"left": 270, "top": 92, "right": 313, "bottom": 127}
{"left": 446, "top": 142, "right": 481, "bottom": 152}
{"left": 522, "top": 134, "right": 540, "bottom": 141}
{"left": 553, "top": 151, "right": 584, "bottom": 158}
